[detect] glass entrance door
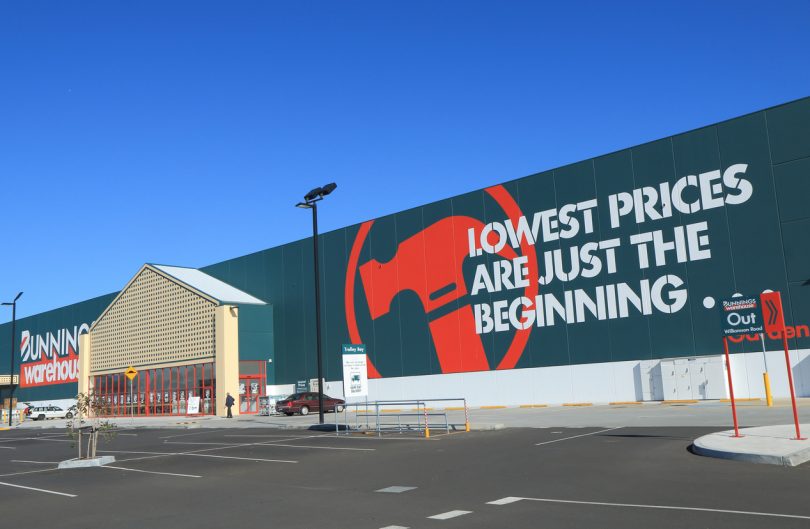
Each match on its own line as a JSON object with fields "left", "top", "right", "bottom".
{"left": 239, "top": 377, "right": 262, "bottom": 414}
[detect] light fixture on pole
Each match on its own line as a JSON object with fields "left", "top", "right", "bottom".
{"left": 2, "top": 291, "right": 23, "bottom": 427}
{"left": 296, "top": 183, "right": 337, "bottom": 424}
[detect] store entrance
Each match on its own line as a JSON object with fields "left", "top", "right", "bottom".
{"left": 93, "top": 361, "right": 216, "bottom": 417}
{"left": 238, "top": 361, "right": 267, "bottom": 414}
{"left": 239, "top": 376, "right": 262, "bottom": 413}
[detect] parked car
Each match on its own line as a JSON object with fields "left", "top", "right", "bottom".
{"left": 275, "top": 393, "right": 345, "bottom": 416}
{"left": 28, "top": 405, "right": 73, "bottom": 421}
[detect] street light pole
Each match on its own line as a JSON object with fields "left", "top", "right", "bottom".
{"left": 297, "top": 183, "right": 336, "bottom": 425}
{"left": 3, "top": 292, "right": 22, "bottom": 427}
{"left": 310, "top": 200, "right": 325, "bottom": 425}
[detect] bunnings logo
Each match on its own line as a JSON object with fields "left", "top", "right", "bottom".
{"left": 19, "top": 324, "right": 90, "bottom": 387}
{"left": 346, "top": 185, "right": 534, "bottom": 376}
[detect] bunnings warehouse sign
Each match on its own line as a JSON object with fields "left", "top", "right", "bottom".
{"left": 2, "top": 294, "right": 114, "bottom": 396}
{"left": 18, "top": 324, "right": 90, "bottom": 387}
{"left": 720, "top": 297, "right": 764, "bottom": 336}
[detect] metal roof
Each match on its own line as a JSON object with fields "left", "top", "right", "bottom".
{"left": 151, "top": 264, "right": 266, "bottom": 306}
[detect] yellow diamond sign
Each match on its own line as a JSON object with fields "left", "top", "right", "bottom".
{"left": 124, "top": 366, "right": 138, "bottom": 381}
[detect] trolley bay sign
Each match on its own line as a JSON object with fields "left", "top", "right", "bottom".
{"left": 720, "top": 296, "right": 764, "bottom": 336}
{"left": 342, "top": 344, "right": 369, "bottom": 399}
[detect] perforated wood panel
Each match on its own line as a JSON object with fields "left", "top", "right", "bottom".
{"left": 90, "top": 267, "right": 216, "bottom": 373}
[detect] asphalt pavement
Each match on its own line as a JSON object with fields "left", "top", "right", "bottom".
{"left": 2, "top": 423, "right": 810, "bottom": 528}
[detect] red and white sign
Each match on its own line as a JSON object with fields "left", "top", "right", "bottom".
{"left": 760, "top": 291, "right": 786, "bottom": 335}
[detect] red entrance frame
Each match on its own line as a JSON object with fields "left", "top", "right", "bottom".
{"left": 92, "top": 361, "right": 216, "bottom": 417}
{"left": 238, "top": 360, "right": 267, "bottom": 414}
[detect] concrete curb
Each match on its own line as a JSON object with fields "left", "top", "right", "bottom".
{"left": 692, "top": 424, "right": 810, "bottom": 467}
{"left": 58, "top": 455, "right": 116, "bottom": 469}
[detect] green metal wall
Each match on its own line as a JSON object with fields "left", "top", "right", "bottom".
{"left": 3, "top": 97, "right": 810, "bottom": 401}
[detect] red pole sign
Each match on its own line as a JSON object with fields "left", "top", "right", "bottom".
{"left": 761, "top": 291, "right": 786, "bottom": 335}
{"left": 759, "top": 291, "right": 804, "bottom": 440}
{"left": 722, "top": 337, "right": 742, "bottom": 438}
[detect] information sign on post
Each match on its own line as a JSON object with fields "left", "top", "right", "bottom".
{"left": 342, "top": 344, "right": 369, "bottom": 399}
{"left": 718, "top": 296, "right": 764, "bottom": 438}
{"left": 296, "top": 380, "right": 308, "bottom": 393}
{"left": 720, "top": 297, "right": 763, "bottom": 336}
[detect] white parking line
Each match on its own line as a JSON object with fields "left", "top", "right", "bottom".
{"left": 0, "top": 468, "right": 60, "bottom": 478}
{"left": 535, "top": 427, "right": 622, "bottom": 446}
{"left": 182, "top": 453, "right": 297, "bottom": 463}
{"left": 380, "top": 526, "right": 409, "bottom": 529}
{"left": 11, "top": 460, "right": 58, "bottom": 464}
{"left": 256, "top": 443, "right": 375, "bottom": 451}
{"left": 0, "top": 437, "right": 72, "bottom": 443}
{"left": 427, "top": 510, "right": 472, "bottom": 520}
{"left": 103, "top": 466, "right": 202, "bottom": 478}
{"left": 159, "top": 429, "right": 225, "bottom": 440}
{"left": 487, "top": 497, "right": 810, "bottom": 521}
{"left": 0, "top": 480, "right": 76, "bottom": 498}
{"left": 163, "top": 441, "right": 241, "bottom": 446}
{"left": 224, "top": 434, "right": 323, "bottom": 439}
{"left": 487, "top": 497, "right": 522, "bottom": 505}
{"left": 100, "top": 450, "right": 175, "bottom": 456}
{"left": 0, "top": 446, "right": 15, "bottom": 449}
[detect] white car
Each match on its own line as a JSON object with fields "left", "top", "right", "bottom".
{"left": 27, "top": 405, "right": 73, "bottom": 421}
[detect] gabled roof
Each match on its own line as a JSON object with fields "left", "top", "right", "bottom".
{"left": 150, "top": 264, "right": 266, "bottom": 306}
{"left": 89, "top": 263, "right": 266, "bottom": 332}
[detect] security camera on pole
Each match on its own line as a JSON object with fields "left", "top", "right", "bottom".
{"left": 296, "top": 182, "right": 337, "bottom": 425}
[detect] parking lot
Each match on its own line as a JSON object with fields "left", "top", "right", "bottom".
{"left": 2, "top": 423, "right": 810, "bottom": 528}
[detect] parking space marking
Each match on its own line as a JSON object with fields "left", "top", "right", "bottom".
{"left": 427, "top": 510, "right": 472, "bottom": 520}
{"left": 486, "top": 497, "right": 522, "bottom": 505}
{"left": 0, "top": 446, "right": 15, "bottom": 449}
{"left": 101, "top": 450, "right": 175, "bottom": 456}
{"left": 11, "top": 460, "right": 58, "bottom": 464}
{"left": 224, "top": 434, "right": 323, "bottom": 439}
{"left": 102, "top": 441, "right": 301, "bottom": 463}
{"left": 535, "top": 427, "right": 622, "bottom": 446}
{"left": 489, "top": 497, "right": 810, "bottom": 521}
{"left": 256, "top": 442, "right": 375, "bottom": 451}
{"left": 159, "top": 429, "right": 226, "bottom": 440}
{"left": 0, "top": 468, "right": 60, "bottom": 478}
{"left": 376, "top": 486, "right": 416, "bottom": 493}
{"left": 0, "top": 480, "right": 76, "bottom": 498}
{"left": 181, "top": 453, "right": 297, "bottom": 463}
{"left": 103, "top": 466, "right": 202, "bottom": 478}
{"left": 163, "top": 441, "right": 243, "bottom": 446}
{"left": 0, "top": 436, "right": 72, "bottom": 443}
{"left": 380, "top": 526, "right": 409, "bottom": 528}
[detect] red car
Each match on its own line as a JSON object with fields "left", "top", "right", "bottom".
{"left": 276, "top": 392, "right": 345, "bottom": 416}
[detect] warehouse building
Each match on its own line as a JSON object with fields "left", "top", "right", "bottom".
{"left": 2, "top": 97, "right": 810, "bottom": 416}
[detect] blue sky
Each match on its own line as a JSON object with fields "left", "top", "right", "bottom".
{"left": 1, "top": 1, "right": 809, "bottom": 321}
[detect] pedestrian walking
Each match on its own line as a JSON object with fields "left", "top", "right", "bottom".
{"left": 225, "top": 392, "right": 235, "bottom": 418}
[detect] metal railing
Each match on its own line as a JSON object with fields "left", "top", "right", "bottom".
{"left": 333, "top": 398, "right": 470, "bottom": 437}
